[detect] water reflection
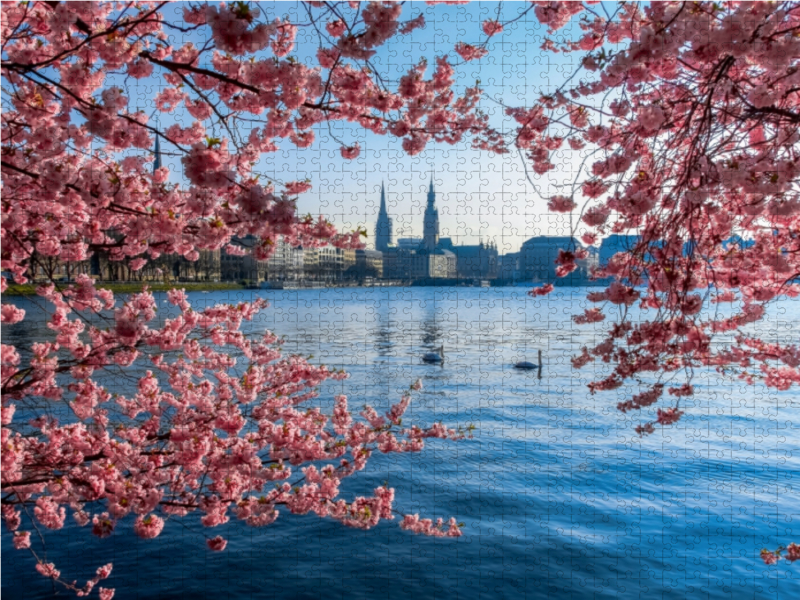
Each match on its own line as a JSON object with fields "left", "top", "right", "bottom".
{"left": 418, "top": 294, "right": 443, "bottom": 348}
{"left": 372, "top": 289, "right": 395, "bottom": 359}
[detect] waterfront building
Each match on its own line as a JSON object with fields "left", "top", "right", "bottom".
{"left": 303, "top": 246, "right": 319, "bottom": 280}
{"left": 383, "top": 247, "right": 408, "bottom": 280}
{"left": 373, "top": 177, "right": 469, "bottom": 281}
{"left": 425, "top": 249, "right": 457, "bottom": 279}
{"left": 382, "top": 247, "right": 406, "bottom": 280}
{"left": 220, "top": 240, "right": 360, "bottom": 283}
{"left": 599, "top": 234, "right": 640, "bottom": 266}
{"left": 318, "top": 246, "right": 339, "bottom": 276}
{"left": 340, "top": 247, "right": 356, "bottom": 275}
{"left": 498, "top": 252, "right": 521, "bottom": 281}
{"left": 176, "top": 249, "right": 221, "bottom": 281}
{"left": 263, "top": 242, "right": 304, "bottom": 281}
{"left": 520, "top": 236, "right": 594, "bottom": 283}
{"left": 383, "top": 247, "right": 455, "bottom": 280}
{"left": 220, "top": 235, "right": 266, "bottom": 282}
{"left": 439, "top": 238, "right": 499, "bottom": 280}
{"left": 317, "top": 246, "right": 355, "bottom": 281}
{"left": 354, "top": 249, "right": 383, "bottom": 280}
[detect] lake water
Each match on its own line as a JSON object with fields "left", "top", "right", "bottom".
{"left": 2, "top": 286, "right": 799, "bottom": 599}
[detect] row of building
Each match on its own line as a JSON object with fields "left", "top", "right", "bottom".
{"left": 371, "top": 177, "right": 635, "bottom": 284}
{"left": 218, "top": 240, "right": 384, "bottom": 283}
{"left": 25, "top": 231, "right": 639, "bottom": 285}
{"left": 21, "top": 141, "right": 638, "bottom": 285}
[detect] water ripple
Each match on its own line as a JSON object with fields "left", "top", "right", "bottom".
{"left": 2, "top": 287, "right": 798, "bottom": 599}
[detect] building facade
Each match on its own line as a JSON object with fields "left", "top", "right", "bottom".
{"left": 498, "top": 252, "right": 521, "bottom": 281}
{"left": 426, "top": 249, "right": 457, "bottom": 279}
{"left": 439, "top": 239, "right": 499, "bottom": 280}
{"left": 353, "top": 249, "right": 383, "bottom": 279}
{"left": 599, "top": 234, "right": 640, "bottom": 266}
{"left": 520, "top": 236, "right": 597, "bottom": 284}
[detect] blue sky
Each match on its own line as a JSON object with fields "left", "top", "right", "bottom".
{"left": 138, "top": 1, "right": 599, "bottom": 253}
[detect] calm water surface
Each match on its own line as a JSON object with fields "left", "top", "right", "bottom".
{"left": 2, "top": 287, "right": 798, "bottom": 599}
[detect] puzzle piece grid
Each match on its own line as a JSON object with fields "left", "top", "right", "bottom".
{"left": 2, "top": 2, "right": 798, "bottom": 599}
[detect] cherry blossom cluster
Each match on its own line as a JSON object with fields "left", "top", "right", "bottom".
{"left": 467, "top": 1, "right": 800, "bottom": 438}
{"left": 457, "top": 0, "right": 800, "bottom": 566}
{"left": 761, "top": 544, "right": 800, "bottom": 566}
{"left": 2, "top": 281, "right": 469, "bottom": 596}
{"left": 1, "top": 0, "right": 487, "bottom": 288}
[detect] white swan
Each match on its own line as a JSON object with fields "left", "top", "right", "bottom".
{"left": 422, "top": 345, "right": 444, "bottom": 364}
{"left": 514, "top": 349, "right": 542, "bottom": 370}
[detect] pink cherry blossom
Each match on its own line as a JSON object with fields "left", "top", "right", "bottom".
{"left": 454, "top": 43, "right": 488, "bottom": 62}
{"left": 340, "top": 144, "right": 361, "bottom": 159}
{"left": 482, "top": 20, "right": 503, "bottom": 36}
{"left": 573, "top": 308, "right": 605, "bottom": 324}
{"left": 656, "top": 407, "right": 684, "bottom": 426}
{"left": 1, "top": 304, "right": 25, "bottom": 324}
{"left": 787, "top": 543, "right": 800, "bottom": 562}
{"left": 528, "top": 283, "right": 554, "bottom": 297}
{"left": 99, "top": 588, "right": 115, "bottom": 600}
{"left": 547, "top": 195, "right": 577, "bottom": 213}
{"left": 35, "top": 562, "right": 61, "bottom": 579}
{"left": 400, "top": 15, "right": 426, "bottom": 35}
{"left": 326, "top": 20, "right": 347, "bottom": 37}
{"left": 13, "top": 531, "right": 31, "bottom": 549}
{"left": 133, "top": 515, "right": 165, "bottom": 539}
{"left": 207, "top": 536, "right": 227, "bottom": 551}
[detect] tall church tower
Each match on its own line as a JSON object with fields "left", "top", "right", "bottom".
{"left": 422, "top": 174, "right": 439, "bottom": 251}
{"left": 375, "top": 181, "right": 393, "bottom": 252}
{"left": 153, "top": 135, "right": 162, "bottom": 173}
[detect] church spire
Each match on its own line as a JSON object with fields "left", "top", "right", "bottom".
{"left": 153, "top": 135, "right": 161, "bottom": 173}
{"left": 422, "top": 173, "right": 439, "bottom": 251}
{"left": 375, "top": 180, "right": 393, "bottom": 252}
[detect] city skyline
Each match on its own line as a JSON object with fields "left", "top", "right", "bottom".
{"left": 363, "top": 173, "right": 631, "bottom": 255}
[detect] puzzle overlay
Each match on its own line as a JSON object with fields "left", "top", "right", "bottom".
{"left": 1, "top": 2, "right": 798, "bottom": 600}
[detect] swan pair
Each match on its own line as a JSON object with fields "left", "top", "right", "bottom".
{"left": 421, "top": 347, "right": 543, "bottom": 370}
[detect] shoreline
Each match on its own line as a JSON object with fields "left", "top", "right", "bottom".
{"left": 2, "top": 279, "right": 610, "bottom": 297}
